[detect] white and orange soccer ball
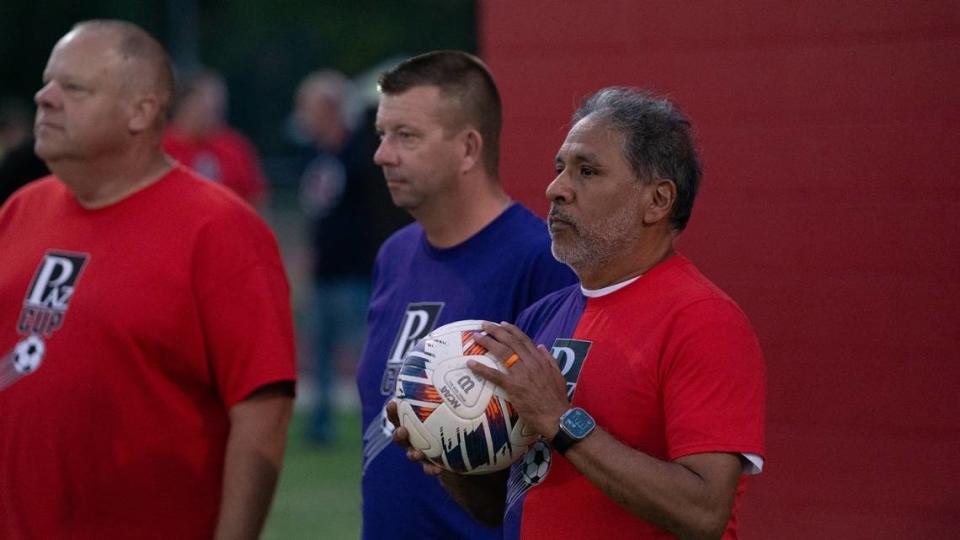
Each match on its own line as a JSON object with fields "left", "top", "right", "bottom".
{"left": 394, "top": 320, "right": 535, "bottom": 474}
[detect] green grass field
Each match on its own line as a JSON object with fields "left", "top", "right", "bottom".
{"left": 263, "top": 411, "right": 363, "bottom": 539}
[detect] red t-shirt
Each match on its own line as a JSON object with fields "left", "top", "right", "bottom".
{"left": 162, "top": 126, "right": 267, "bottom": 204}
{"left": 0, "top": 165, "right": 296, "bottom": 539}
{"left": 509, "top": 255, "right": 766, "bottom": 539}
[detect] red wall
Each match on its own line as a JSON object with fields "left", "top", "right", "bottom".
{"left": 481, "top": 2, "right": 960, "bottom": 538}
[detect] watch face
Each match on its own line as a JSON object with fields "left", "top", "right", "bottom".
{"left": 561, "top": 408, "right": 595, "bottom": 439}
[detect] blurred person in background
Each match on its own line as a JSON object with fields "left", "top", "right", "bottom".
{"left": 0, "top": 97, "right": 48, "bottom": 203}
{"left": 0, "top": 20, "right": 295, "bottom": 539}
{"left": 0, "top": 97, "right": 33, "bottom": 157}
{"left": 163, "top": 69, "right": 268, "bottom": 206}
{"left": 357, "top": 51, "right": 576, "bottom": 540}
{"left": 294, "top": 70, "right": 410, "bottom": 445}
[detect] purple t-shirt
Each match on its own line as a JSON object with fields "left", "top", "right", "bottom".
{"left": 357, "top": 203, "right": 576, "bottom": 540}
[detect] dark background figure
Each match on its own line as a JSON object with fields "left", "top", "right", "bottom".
{"left": 0, "top": 139, "right": 49, "bottom": 205}
{"left": 293, "top": 70, "right": 409, "bottom": 445}
{"left": 0, "top": 97, "right": 48, "bottom": 204}
{"left": 0, "top": 97, "right": 32, "bottom": 155}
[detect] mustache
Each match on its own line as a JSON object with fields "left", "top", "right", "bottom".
{"left": 548, "top": 207, "right": 575, "bottom": 226}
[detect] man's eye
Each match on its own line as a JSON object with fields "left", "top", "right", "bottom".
{"left": 580, "top": 167, "right": 595, "bottom": 177}
{"left": 555, "top": 164, "right": 565, "bottom": 175}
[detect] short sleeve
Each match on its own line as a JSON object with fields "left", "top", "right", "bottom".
{"left": 192, "top": 205, "right": 297, "bottom": 407}
{"left": 661, "top": 298, "right": 766, "bottom": 463}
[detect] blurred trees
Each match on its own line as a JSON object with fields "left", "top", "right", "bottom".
{"left": 0, "top": 0, "right": 476, "bottom": 157}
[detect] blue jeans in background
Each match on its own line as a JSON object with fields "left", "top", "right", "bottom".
{"left": 308, "top": 277, "right": 370, "bottom": 444}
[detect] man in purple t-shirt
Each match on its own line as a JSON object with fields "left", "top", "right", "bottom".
{"left": 356, "top": 51, "right": 575, "bottom": 540}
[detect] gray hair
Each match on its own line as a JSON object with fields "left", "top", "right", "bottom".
{"left": 573, "top": 87, "right": 702, "bottom": 231}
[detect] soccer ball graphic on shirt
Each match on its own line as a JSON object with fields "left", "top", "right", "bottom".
{"left": 394, "top": 320, "right": 536, "bottom": 474}
{"left": 12, "top": 336, "right": 45, "bottom": 373}
{"left": 521, "top": 440, "right": 552, "bottom": 485}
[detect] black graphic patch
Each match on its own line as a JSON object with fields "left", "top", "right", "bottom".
{"left": 379, "top": 302, "right": 443, "bottom": 395}
{"left": 551, "top": 338, "right": 592, "bottom": 399}
{"left": 18, "top": 251, "right": 89, "bottom": 337}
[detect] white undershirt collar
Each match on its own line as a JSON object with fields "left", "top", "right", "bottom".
{"left": 580, "top": 275, "right": 642, "bottom": 298}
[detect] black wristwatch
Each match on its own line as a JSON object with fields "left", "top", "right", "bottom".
{"left": 551, "top": 407, "right": 596, "bottom": 455}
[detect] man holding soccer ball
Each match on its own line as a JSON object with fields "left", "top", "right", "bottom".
{"left": 392, "top": 88, "right": 766, "bottom": 539}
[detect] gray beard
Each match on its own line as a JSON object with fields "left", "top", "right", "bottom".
{"left": 549, "top": 210, "right": 636, "bottom": 272}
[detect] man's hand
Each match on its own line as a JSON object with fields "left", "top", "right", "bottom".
{"left": 385, "top": 399, "right": 445, "bottom": 476}
{"left": 468, "top": 321, "right": 570, "bottom": 439}
{"left": 387, "top": 398, "right": 507, "bottom": 526}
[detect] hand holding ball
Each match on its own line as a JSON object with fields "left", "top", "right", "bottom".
{"left": 394, "top": 320, "right": 535, "bottom": 474}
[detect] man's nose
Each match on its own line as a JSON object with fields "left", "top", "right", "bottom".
{"left": 35, "top": 81, "right": 62, "bottom": 109}
{"left": 545, "top": 172, "right": 572, "bottom": 204}
{"left": 374, "top": 138, "right": 396, "bottom": 166}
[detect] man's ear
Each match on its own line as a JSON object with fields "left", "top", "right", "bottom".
{"left": 460, "top": 129, "right": 482, "bottom": 174}
{"left": 643, "top": 178, "right": 677, "bottom": 225}
{"left": 128, "top": 94, "right": 161, "bottom": 134}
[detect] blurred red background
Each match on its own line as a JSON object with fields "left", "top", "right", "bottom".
{"left": 481, "top": 2, "right": 960, "bottom": 538}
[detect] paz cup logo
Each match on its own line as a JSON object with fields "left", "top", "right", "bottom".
{"left": 1, "top": 251, "right": 89, "bottom": 392}
{"left": 18, "top": 251, "right": 89, "bottom": 337}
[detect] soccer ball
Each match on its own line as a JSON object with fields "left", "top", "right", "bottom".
{"left": 12, "top": 336, "right": 45, "bottom": 374}
{"left": 395, "top": 320, "right": 535, "bottom": 475}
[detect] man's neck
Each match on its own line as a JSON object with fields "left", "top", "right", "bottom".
{"left": 576, "top": 231, "right": 676, "bottom": 289}
{"left": 415, "top": 173, "right": 512, "bottom": 249}
{"left": 50, "top": 147, "right": 173, "bottom": 209}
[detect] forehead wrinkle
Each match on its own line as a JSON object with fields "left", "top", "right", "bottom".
{"left": 556, "top": 139, "right": 602, "bottom": 164}
{"left": 571, "top": 151, "right": 602, "bottom": 164}
{"left": 384, "top": 94, "right": 457, "bottom": 137}
{"left": 568, "top": 115, "right": 631, "bottom": 166}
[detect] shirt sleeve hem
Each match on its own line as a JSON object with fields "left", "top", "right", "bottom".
{"left": 669, "top": 444, "right": 766, "bottom": 475}
{"left": 226, "top": 375, "right": 297, "bottom": 409}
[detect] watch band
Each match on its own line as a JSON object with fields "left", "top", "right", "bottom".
{"left": 551, "top": 426, "right": 577, "bottom": 455}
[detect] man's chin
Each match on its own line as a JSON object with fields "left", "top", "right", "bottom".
{"left": 33, "top": 145, "right": 56, "bottom": 163}
{"left": 33, "top": 144, "right": 74, "bottom": 168}
{"left": 550, "top": 242, "right": 575, "bottom": 265}
{"left": 388, "top": 195, "right": 417, "bottom": 213}
{"left": 387, "top": 189, "right": 420, "bottom": 210}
